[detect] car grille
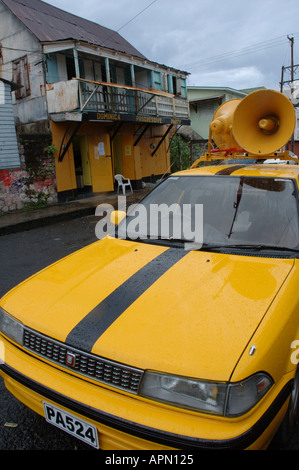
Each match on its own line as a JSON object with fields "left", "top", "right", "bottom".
{"left": 23, "top": 328, "right": 143, "bottom": 394}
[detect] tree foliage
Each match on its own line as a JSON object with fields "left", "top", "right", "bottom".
{"left": 169, "top": 135, "right": 191, "bottom": 173}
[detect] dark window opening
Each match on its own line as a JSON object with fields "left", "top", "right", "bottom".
{"left": 12, "top": 56, "right": 30, "bottom": 99}
{"left": 66, "top": 57, "right": 76, "bottom": 80}
{"left": 172, "top": 76, "right": 177, "bottom": 95}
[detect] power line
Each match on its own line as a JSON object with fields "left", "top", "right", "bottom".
{"left": 190, "top": 35, "right": 291, "bottom": 66}
{"left": 185, "top": 39, "right": 283, "bottom": 70}
{"left": 182, "top": 33, "right": 299, "bottom": 72}
{"left": 1, "top": 46, "right": 41, "bottom": 54}
{"left": 101, "top": 0, "right": 158, "bottom": 48}
{"left": 116, "top": 0, "right": 158, "bottom": 33}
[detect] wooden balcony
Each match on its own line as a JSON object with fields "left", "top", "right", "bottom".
{"left": 46, "top": 78, "right": 190, "bottom": 125}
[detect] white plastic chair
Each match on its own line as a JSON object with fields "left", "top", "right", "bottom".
{"left": 115, "top": 174, "right": 133, "bottom": 195}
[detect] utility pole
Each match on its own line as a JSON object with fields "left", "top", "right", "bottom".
{"left": 280, "top": 36, "right": 298, "bottom": 95}
{"left": 280, "top": 66, "right": 284, "bottom": 93}
{"left": 279, "top": 37, "right": 298, "bottom": 153}
{"left": 287, "top": 36, "right": 295, "bottom": 151}
{"left": 288, "top": 35, "right": 295, "bottom": 97}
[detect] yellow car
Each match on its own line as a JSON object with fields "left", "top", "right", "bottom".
{"left": 1, "top": 162, "right": 299, "bottom": 450}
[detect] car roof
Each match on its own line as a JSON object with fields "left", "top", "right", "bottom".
{"left": 174, "top": 163, "right": 299, "bottom": 180}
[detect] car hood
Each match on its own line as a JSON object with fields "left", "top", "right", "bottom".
{"left": 1, "top": 237, "right": 294, "bottom": 381}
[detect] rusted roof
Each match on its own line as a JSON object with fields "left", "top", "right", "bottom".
{"left": 0, "top": 77, "right": 22, "bottom": 91}
{"left": 1, "top": 0, "right": 146, "bottom": 59}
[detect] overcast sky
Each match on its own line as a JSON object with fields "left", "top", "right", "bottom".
{"left": 46, "top": 0, "right": 299, "bottom": 91}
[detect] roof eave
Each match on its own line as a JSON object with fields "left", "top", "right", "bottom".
{"left": 42, "top": 39, "right": 190, "bottom": 76}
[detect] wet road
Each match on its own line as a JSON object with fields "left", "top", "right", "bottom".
{"left": 0, "top": 214, "right": 299, "bottom": 450}
{"left": 0, "top": 215, "right": 98, "bottom": 450}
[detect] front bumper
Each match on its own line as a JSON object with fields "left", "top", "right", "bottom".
{"left": 0, "top": 336, "right": 293, "bottom": 450}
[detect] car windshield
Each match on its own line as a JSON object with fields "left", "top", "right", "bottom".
{"left": 117, "top": 175, "right": 299, "bottom": 252}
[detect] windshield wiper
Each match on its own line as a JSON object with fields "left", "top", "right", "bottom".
{"left": 121, "top": 236, "right": 188, "bottom": 247}
{"left": 227, "top": 178, "right": 244, "bottom": 239}
{"left": 200, "top": 243, "right": 299, "bottom": 253}
{"left": 250, "top": 244, "right": 299, "bottom": 253}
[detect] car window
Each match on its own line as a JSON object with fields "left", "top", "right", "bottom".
{"left": 117, "top": 175, "right": 299, "bottom": 251}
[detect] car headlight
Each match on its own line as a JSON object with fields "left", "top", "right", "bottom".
{"left": 139, "top": 371, "right": 273, "bottom": 417}
{"left": 0, "top": 307, "right": 24, "bottom": 346}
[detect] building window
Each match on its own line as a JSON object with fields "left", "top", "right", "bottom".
{"left": 153, "top": 71, "right": 162, "bottom": 91}
{"left": 45, "top": 54, "right": 59, "bottom": 83}
{"left": 167, "top": 75, "right": 174, "bottom": 94}
{"left": 66, "top": 56, "right": 76, "bottom": 80}
{"left": 168, "top": 75, "right": 187, "bottom": 97}
{"left": 180, "top": 78, "right": 187, "bottom": 98}
{"left": 12, "top": 56, "right": 31, "bottom": 99}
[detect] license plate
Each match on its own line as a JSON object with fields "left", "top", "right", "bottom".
{"left": 43, "top": 402, "right": 99, "bottom": 449}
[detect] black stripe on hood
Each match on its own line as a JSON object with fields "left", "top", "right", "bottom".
{"left": 66, "top": 248, "right": 188, "bottom": 352}
{"left": 215, "top": 165, "right": 248, "bottom": 175}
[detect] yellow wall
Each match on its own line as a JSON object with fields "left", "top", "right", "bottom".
{"left": 113, "top": 134, "right": 123, "bottom": 175}
{"left": 121, "top": 134, "right": 135, "bottom": 180}
{"left": 51, "top": 121, "right": 76, "bottom": 193}
{"left": 121, "top": 124, "right": 171, "bottom": 181}
{"left": 51, "top": 121, "right": 171, "bottom": 195}
{"left": 51, "top": 121, "right": 114, "bottom": 193}
{"left": 88, "top": 133, "right": 114, "bottom": 192}
{"left": 79, "top": 136, "right": 92, "bottom": 186}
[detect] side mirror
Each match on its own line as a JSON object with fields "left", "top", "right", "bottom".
{"left": 110, "top": 210, "right": 126, "bottom": 225}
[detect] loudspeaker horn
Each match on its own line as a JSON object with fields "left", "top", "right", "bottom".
{"left": 210, "top": 89, "right": 296, "bottom": 156}
{"left": 210, "top": 99, "right": 242, "bottom": 150}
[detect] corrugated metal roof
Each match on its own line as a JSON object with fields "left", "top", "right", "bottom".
{"left": 1, "top": 0, "right": 146, "bottom": 59}
{"left": 189, "top": 95, "right": 225, "bottom": 104}
{"left": 0, "top": 80, "right": 20, "bottom": 169}
{"left": 0, "top": 77, "right": 22, "bottom": 91}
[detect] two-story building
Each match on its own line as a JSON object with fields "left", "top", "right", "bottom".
{"left": 187, "top": 86, "right": 251, "bottom": 141}
{"left": 0, "top": 0, "right": 190, "bottom": 203}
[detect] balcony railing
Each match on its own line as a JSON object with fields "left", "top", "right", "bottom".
{"left": 46, "top": 78, "right": 190, "bottom": 122}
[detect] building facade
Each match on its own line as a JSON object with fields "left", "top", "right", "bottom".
{"left": 187, "top": 86, "right": 248, "bottom": 141}
{"left": 0, "top": 0, "right": 190, "bottom": 204}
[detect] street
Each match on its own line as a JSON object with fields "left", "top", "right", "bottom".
{"left": 0, "top": 214, "right": 98, "bottom": 450}
{"left": 0, "top": 214, "right": 299, "bottom": 450}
